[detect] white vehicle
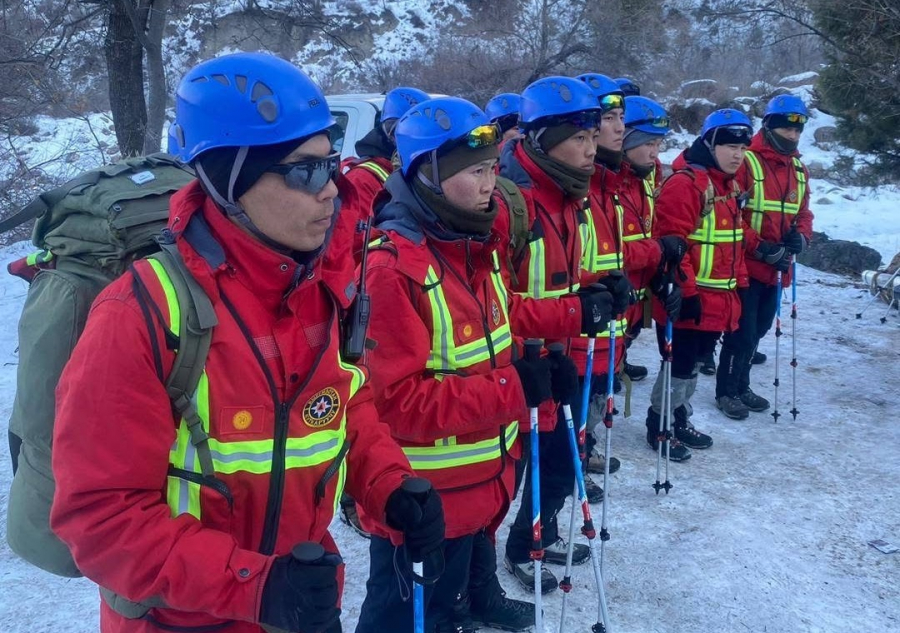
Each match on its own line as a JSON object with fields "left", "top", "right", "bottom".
{"left": 327, "top": 93, "right": 386, "bottom": 162}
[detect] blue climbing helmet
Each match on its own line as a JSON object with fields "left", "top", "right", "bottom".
{"left": 519, "top": 76, "right": 601, "bottom": 128}
{"left": 395, "top": 97, "right": 500, "bottom": 177}
{"left": 381, "top": 87, "right": 430, "bottom": 124}
{"left": 485, "top": 93, "right": 521, "bottom": 123}
{"left": 764, "top": 94, "right": 810, "bottom": 124}
{"left": 169, "top": 52, "right": 335, "bottom": 164}
{"left": 701, "top": 108, "right": 753, "bottom": 145}
{"left": 614, "top": 77, "right": 640, "bottom": 97}
{"left": 576, "top": 73, "right": 626, "bottom": 113}
{"left": 623, "top": 96, "right": 670, "bottom": 136}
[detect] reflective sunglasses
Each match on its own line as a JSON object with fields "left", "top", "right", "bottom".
{"left": 465, "top": 123, "right": 502, "bottom": 148}
{"left": 266, "top": 152, "right": 340, "bottom": 194}
{"left": 599, "top": 93, "right": 625, "bottom": 112}
{"left": 631, "top": 116, "right": 670, "bottom": 129}
{"left": 784, "top": 113, "right": 808, "bottom": 124}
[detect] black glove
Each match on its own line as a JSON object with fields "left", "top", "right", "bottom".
{"left": 578, "top": 286, "right": 614, "bottom": 336}
{"left": 755, "top": 241, "right": 791, "bottom": 273}
{"left": 513, "top": 355, "right": 553, "bottom": 407}
{"left": 548, "top": 352, "right": 579, "bottom": 405}
{"left": 678, "top": 294, "right": 701, "bottom": 325}
{"left": 384, "top": 480, "right": 446, "bottom": 563}
{"left": 259, "top": 544, "right": 342, "bottom": 633}
{"left": 783, "top": 227, "right": 806, "bottom": 255}
{"left": 657, "top": 235, "right": 688, "bottom": 269}
{"left": 653, "top": 281, "right": 682, "bottom": 322}
{"left": 597, "top": 271, "right": 634, "bottom": 316}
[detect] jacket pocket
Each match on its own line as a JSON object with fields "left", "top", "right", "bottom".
{"left": 167, "top": 466, "right": 234, "bottom": 534}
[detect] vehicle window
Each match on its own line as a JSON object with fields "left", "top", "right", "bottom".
{"left": 330, "top": 110, "right": 350, "bottom": 153}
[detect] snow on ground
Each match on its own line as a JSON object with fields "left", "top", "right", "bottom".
{"left": 0, "top": 250, "right": 898, "bottom": 631}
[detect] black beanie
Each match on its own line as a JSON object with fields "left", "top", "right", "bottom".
{"left": 195, "top": 136, "right": 314, "bottom": 202}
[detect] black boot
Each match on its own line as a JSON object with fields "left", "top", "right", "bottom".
{"left": 717, "top": 347, "right": 750, "bottom": 420}
{"left": 339, "top": 493, "right": 370, "bottom": 538}
{"left": 436, "top": 592, "right": 476, "bottom": 633}
{"left": 751, "top": 350, "right": 767, "bottom": 364}
{"left": 696, "top": 351, "right": 716, "bottom": 375}
{"left": 646, "top": 407, "right": 691, "bottom": 461}
{"left": 583, "top": 473, "right": 604, "bottom": 504}
{"left": 740, "top": 388, "right": 770, "bottom": 412}
{"left": 673, "top": 406, "right": 713, "bottom": 449}
{"left": 470, "top": 586, "right": 533, "bottom": 632}
{"left": 624, "top": 361, "right": 648, "bottom": 381}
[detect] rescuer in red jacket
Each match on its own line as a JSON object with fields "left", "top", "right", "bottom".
{"left": 646, "top": 109, "right": 754, "bottom": 462}
{"left": 354, "top": 97, "right": 608, "bottom": 633}
{"left": 50, "top": 53, "right": 444, "bottom": 633}
{"left": 715, "top": 94, "right": 813, "bottom": 419}
{"left": 495, "top": 76, "right": 630, "bottom": 594}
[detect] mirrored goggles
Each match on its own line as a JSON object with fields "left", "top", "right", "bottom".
{"left": 599, "top": 93, "right": 625, "bottom": 112}
{"left": 465, "top": 123, "right": 502, "bottom": 148}
{"left": 266, "top": 152, "right": 340, "bottom": 194}
{"left": 549, "top": 110, "right": 602, "bottom": 130}
{"left": 631, "top": 116, "right": 670, "bottom": 129}
{"left": 720, "top": 125, "right": 753, "bottom": 140}
{"left": 785, "top": 113, "right": 808, "bottom": 124}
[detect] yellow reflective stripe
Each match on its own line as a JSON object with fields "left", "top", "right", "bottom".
{"left": 696, "top": 277, "right": 737, "bottom": 290}
{"left": 26, "top": 250, "right": 54, "bottom": 266}
{"left": 358, "top": 161, "right": 390, "bottom": 183}
{"left": 746, "top": 152, "right": 805, "bottom": 233}
{"left": 579, "top": 316, "right": 627, "bottom": 339}
{"left": 424, "top": 257, "right": 513, "bottom": 371}
{"left": 167, "top": 372, "right": 209, "bottom": 519}
{"left": 643, "top": 178, "right": 655, "bottom": 234}
{"left": 147, "top": 258, "right": 181, "bottom": 338}
{"left": 583, "top": 197, "right": 624, "bottom": 274}
{"left": 404, "top": 422, "right": 518, "bottom": 470}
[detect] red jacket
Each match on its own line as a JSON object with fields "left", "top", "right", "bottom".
{"left": 333, "top": 156, "right": 395, "bottom": 263}
{"left": 51, "top": 181, "right": 411, "bottom": 633}
{"left": 618, "top": 161, "right": 663, "bottom": 332}
{"left": 652, "top": 150, "right": 748, "bottom": 333}
{"left": 359, "top": 176, "right": 581, "bottom": 538}
{"left": 496, "top": 140, "right": 592, "bottom": 378}
{"left": 735, "top": 132, "right": 814, "bottom": 287}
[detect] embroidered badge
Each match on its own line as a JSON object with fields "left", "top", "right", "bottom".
{"left": 627, "top": 222, "right": 635, "bottom": 232}
{"left": 491, "top": 300, "right": 501, "bottom": 326}
{"left": 788, "top": 190, "right": 798, "bottom": 202}
{"left": 303, "top": 387, "right": 341, "bottom": 428}
{"left": 644, "top": 217, "right": 652, "bottom": 232}
{"left": 463, "top": 324, "right": 473, "bottom": 338}
{"left": 602, "top": 241, "right": 610, "bottom": 251}
{"left": 232, "top": 410, "right": 253, "bottom": 431}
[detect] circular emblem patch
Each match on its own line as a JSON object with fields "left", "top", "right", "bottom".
{"left": 602, "top": 241, "right": 610, "bottom": 251}
{"left": 232, "top": 410, "right": 253, "bottom": 430}
{"left": 463, "top": 324, "right": 473, "bottom": 338}
{"left": 721, "top": 218, "right": 728, "bottom": 227}
{"left": 491, "top": 300, "right": 501, "bottom": 326}
{"left": 627, "top": 222, "right": 635, "bottom": 231}
{"left": 303, "top": 387, "right": 340, "bottom": 428}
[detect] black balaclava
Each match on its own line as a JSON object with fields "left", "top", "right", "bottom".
{"left": 763, "top": 115, "right": 803, "bottom": 155}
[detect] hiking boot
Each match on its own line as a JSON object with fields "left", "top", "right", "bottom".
{"left": 339, "top": 493, "right": 370, "bottom": 538}
{"left": 543, "top": 537, "right": 590, "bottom": 566}
{"left": 673, "top": 420, "right": 713, "bottom": 449}
{"left": 436, "top": 593, "right": 476, "bottom": 633}
{"left": 586, "top": 451, "right": 621, "bottom": 475}
{"left": 470, "top": 591, "right": 534, "bottom": 632}
{"left": 716, "top": 395, "right": 750, "bottom": 420}
{"left": 583, "top": 474, "right": 604, "bottom": 504}
{"left": 696, "top": 352, "right": 716, "bottom": 376}
{"left": 751, "top": 351, "right": 767, "bottom": 365}
{"left": 624, "top": 361, "right": 648, "bottom": 382}
{"left": 646, "top": 408, "right": 692, "bottom": 462}
{"left": 504, "top": 556, "right": 558, "bottom": 594}
{"left": 740, "top": 388, "right": 770, "bottom": 412}
{"left": 613, "top": 374, "right": 622, "bottom": 393}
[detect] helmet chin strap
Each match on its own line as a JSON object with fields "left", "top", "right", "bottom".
{"left": 195, "top": 146, "right": 292, "bottom": 253}
{"left": 416, "top": 149, "right": 444, "bottom": 195}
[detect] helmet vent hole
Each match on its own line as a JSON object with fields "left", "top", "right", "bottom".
{"left": 257, "top": 99, "right": 278, "bottom": 123}
{"left": 191, "top": 76, "right": 209, "bottom": 84}
{"left": 211, "top": 74, "right": 229, "bottom": 86}
{"left": 435, "top": 109, "right": 451, "bottom": 130}
{"left": 235, "top": 75, "right": 248, "bottom": 93}
{"left": 251, "top": 81, "right": 274, "bottom": 102}
{"left": 559, "top": 84, "right": 572, "bottom": 102}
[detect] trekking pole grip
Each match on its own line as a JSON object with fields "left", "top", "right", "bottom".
{"left": 261, "top": 542, "right": 328, "bottom": 633}
{"left": 524, "top": 338, "right": 542, "bottom": 362}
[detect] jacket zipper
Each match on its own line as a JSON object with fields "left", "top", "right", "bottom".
{"left": 168, "top": 466, "right": 234, "bottom": 508}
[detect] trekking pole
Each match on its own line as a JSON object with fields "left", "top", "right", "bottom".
{"left": 556, "top": 334, "right": 594, "bottom": 631}
{"left": 856, "top": 266, "right": 900, "bottom": 320}
{"left": 653, "top": 283, "right": 674, "bottom": 495}
{"left": 400, "top": 477, "right": 434, "bottom": 633}
{"left": 548, "top": 343, "right": 608, "bottom": 633}
{"left": 789, "top": 262, "right": 799, "bottom": 421}
{"left": 772, "top": 271, "right": 783, "bottom": 422}
{"left": 524, "top": 338, "right": 544, "bottom": 633}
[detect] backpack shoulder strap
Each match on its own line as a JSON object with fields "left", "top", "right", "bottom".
{"left": 495, "top": 176, "right": 530, "bottom": 285}
{"left": 146, "top": 239, "right": 218, "bottom": 478}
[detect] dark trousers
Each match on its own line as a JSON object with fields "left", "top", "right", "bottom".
{"left": 506, "top": 381, "right": 598, "bottom": 563}
{"left": 655, "top": 325, "right": 721, "bottom": 380}
{"left": 718, "top": 280, "right": 779, "bottom": 397}
{"left": 356, "top": 531, "right": 499, "bottom": 633}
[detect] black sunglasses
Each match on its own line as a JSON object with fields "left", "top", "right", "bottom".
{"left": 266, "top": 152, "right": 340, "bottom": 194}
